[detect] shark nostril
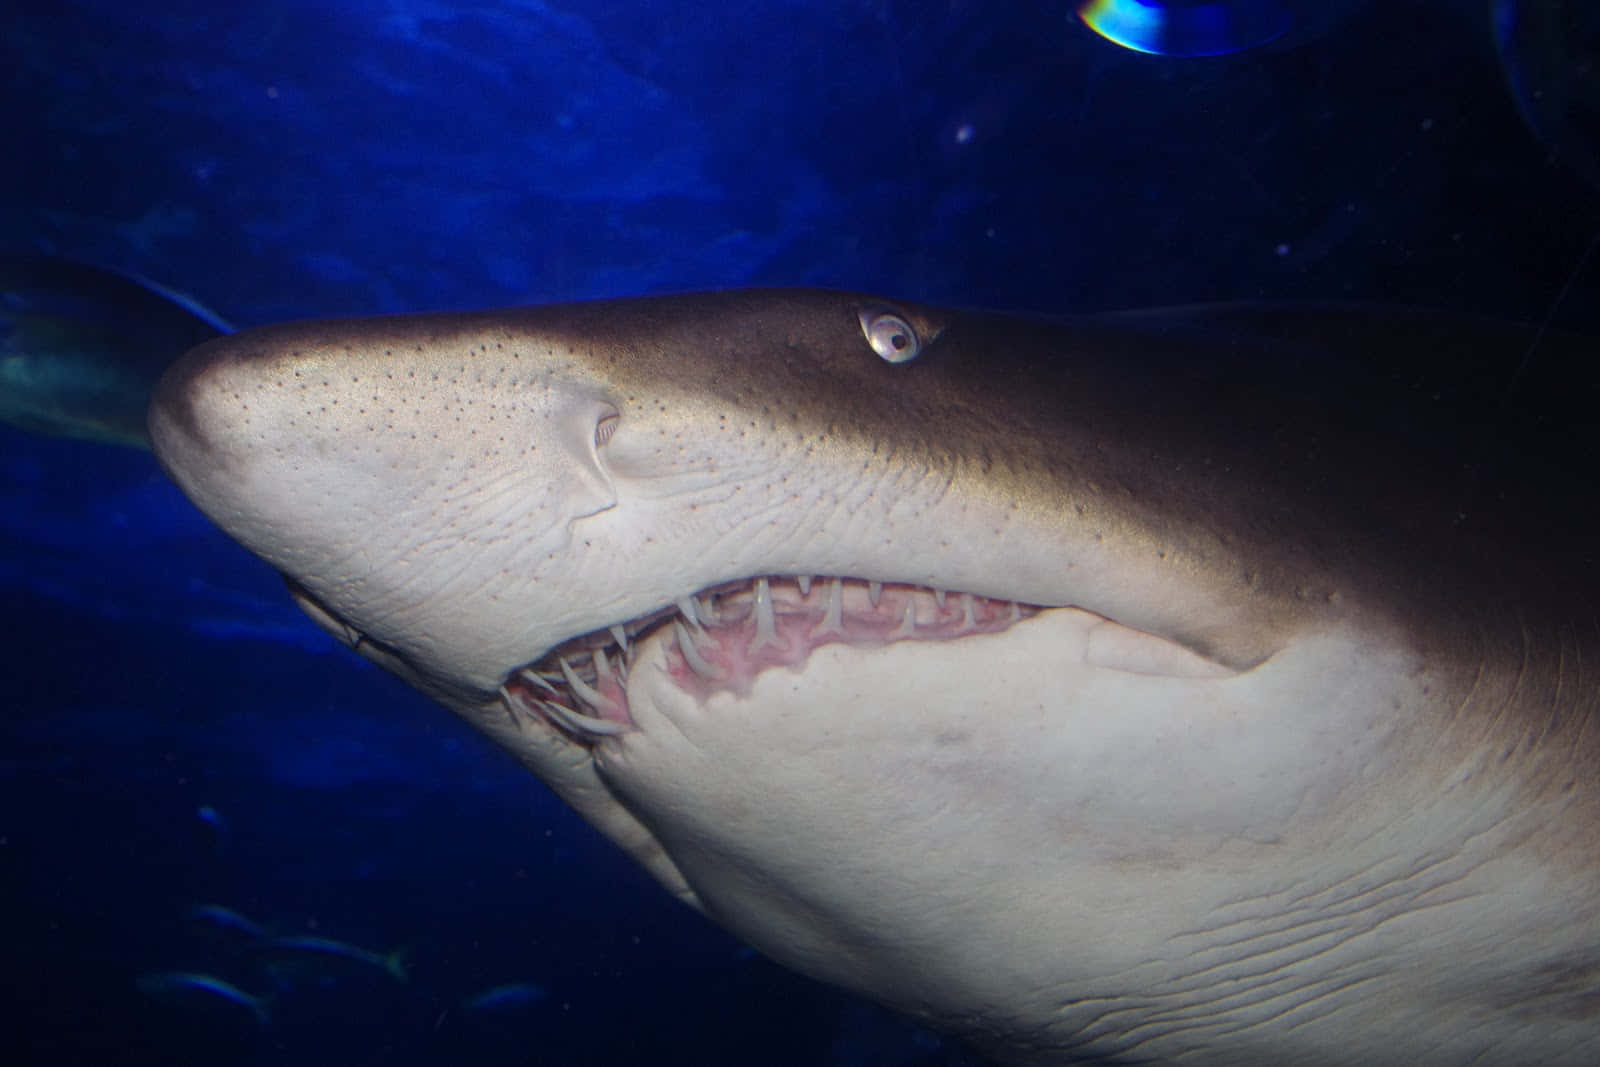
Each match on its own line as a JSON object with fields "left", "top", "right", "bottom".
{"left": 595, "top": 408, "right": 619, "bottom": 448}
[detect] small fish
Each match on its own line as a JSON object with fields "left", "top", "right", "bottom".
{"left": 462, "top": 982, "right": 548, "bottom": 1012}
{"left": 195, "top": 803, "right": 229, "bottom": 854}
{"left": 0, "top": 253, "right": 228, "bottom": 448}
{"left": 136, "top": 971, "right": 269, "bottom": 1025}
{"left": 257, "top": 934, "right": 409, "bottom": 982}
{"left": 1075, "top": 0, "right": 1364, "bottom": 59}
{"left": 187, "top": 904, "right": 266, "bottom": 939}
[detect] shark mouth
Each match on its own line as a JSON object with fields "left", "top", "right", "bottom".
{"left": 499, "top": 576, "right": 1039, "bottom": 743}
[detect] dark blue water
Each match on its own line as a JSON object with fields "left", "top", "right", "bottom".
{"left": 3, "top": 2, "right": 1597, "bottom": 1064}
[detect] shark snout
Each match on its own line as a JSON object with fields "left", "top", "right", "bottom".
{"left": 148, "top": 334, "right": 263, "bottom": 497}
{"left": 150, "top": 330, "right": 223, "bottom": 424}
{"left": 144, "top": 312, "right": 655, "bottom": 694}
{"left": 146, "top": 322, "right": 404, "bottom": 582}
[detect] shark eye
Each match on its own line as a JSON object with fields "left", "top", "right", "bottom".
{"left": 858, "top": 307, "right": 922, "bottom": 364}
{"left": 595, "top": 408, "right": 620, "bottom": 447}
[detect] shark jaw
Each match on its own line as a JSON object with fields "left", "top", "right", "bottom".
{"left": 150, "top": 290, "right": 1600, "bottom": 1065}
{"left": 500, "top": 576, "right": 1037, "bottom": 740}
{"left": 487, "top": 573, "right": 1240, "bottom": 744}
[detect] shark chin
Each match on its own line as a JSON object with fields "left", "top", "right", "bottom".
{"left": 149, "top": 289, "right": 1600, "bottom": 1065}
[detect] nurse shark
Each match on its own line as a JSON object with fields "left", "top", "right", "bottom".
{"left": 148, "top": 290, "right": 1599, "bottom": 1064}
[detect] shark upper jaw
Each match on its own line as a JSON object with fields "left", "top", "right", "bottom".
{"left": 491, "top": 572, "right": 1241, "bottom": 744}
{"left": 496, "top": 574, "right": 1043, "bottom": 740}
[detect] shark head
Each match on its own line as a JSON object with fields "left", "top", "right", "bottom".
{"left": 150, "top": 290, "right": 1600, "bottom": 1063}
{"left": 148, "top": 290, "right": 1292, "bottom": 708}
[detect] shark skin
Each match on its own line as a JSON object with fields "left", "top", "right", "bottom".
{"left": 148, "top": 290, "right": 1599, "bottom": 1065}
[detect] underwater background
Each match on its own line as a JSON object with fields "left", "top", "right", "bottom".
{"left": 3, "top": 1, "right": 1598, "bottom": 1064}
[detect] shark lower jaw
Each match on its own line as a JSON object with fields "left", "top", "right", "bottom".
{"left": 499, "top": 575, "right": 1040, "bottom": 743}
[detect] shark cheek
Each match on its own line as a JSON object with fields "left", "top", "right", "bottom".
{"left": 592, "top": 620, "right": 1165, "bottom": 1004}
{"left": 591, "top": 614, "right": 1428, "bottom": 1013}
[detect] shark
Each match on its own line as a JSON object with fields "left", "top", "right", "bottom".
{"left": 147, "top": 289, "right": 1599, "bottom": 1064}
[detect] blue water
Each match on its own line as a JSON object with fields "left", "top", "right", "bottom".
{"left": 3, "top": 2, "right": 1597, "bottom": 1064}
